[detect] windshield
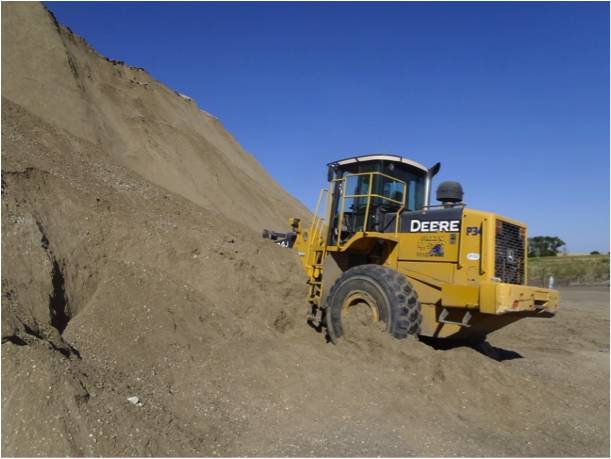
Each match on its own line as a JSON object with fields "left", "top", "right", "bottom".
{"left": 383, "top": 164, "right": 426, "bottom": 211}
{"left": 337, "top": 160, "right": 426, "bottom": 211}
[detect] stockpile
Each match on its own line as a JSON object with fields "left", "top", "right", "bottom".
{"left": 2, "top": 2, "right": 310, "bottom": 455}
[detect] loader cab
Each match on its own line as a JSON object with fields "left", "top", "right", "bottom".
{"left": 326, "top": 155, "right": 436, "bottom": 246}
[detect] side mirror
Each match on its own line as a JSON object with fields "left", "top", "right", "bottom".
{"left": 327, "top": 166, "right": 335, "bottom": 182}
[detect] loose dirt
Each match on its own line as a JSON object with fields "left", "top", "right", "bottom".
{"left": 2, "top": 3, "right": 609, "bottom": 457}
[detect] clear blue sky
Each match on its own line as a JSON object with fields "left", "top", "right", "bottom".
{"left": 46, "top": 1, "right": 609, "bottom": 253}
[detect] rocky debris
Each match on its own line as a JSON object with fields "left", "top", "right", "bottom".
{"left": 127, "top": 396, "right": 142, "bottom": 407}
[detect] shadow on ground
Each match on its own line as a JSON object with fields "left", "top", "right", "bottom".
{"left": 419, "top": 336, "right": 523, "bottom": 362}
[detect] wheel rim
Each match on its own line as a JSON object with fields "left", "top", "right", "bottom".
{"left": 341, "top": 290, "right": 380, "bottom": 323}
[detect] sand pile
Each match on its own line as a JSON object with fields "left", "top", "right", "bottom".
{"left": 2, "top": 94, "right": 309, "bottom": 456}
{"left": 1, "top": 2, "right": 308, "bottom": 234}
{"left": 2, "top": 3, "right": 608, "bottom": 457}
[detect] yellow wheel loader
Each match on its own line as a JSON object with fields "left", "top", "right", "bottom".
{"left": 264, "top": 155, "right": 559, "bottom": 343}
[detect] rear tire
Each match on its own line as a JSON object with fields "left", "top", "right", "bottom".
{"left": 325, "top": 264, "right": 422, "bottom": 343}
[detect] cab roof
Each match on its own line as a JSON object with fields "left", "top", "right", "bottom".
{"left": 327, "top": 154, "right": 428, "bottom": 173}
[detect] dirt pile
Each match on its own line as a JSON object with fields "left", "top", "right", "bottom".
{"left": 1, "top": 2, "right": 309, "bottom": 234}
{"left": 2, "top": 2, "right": 609, "bottom": 457}
{"left": 1, "top": 95, "right": 308, "bottom": 456}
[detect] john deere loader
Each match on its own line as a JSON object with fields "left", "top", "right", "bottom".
{"left": 263, "top": 154, "right": 559, "bottom": 343}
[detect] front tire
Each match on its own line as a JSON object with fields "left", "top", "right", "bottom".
{"left": 325, "top": 264, "right": 422, "bottom": 343}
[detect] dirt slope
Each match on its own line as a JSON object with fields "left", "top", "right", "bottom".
{"left": 1, "top": 1, "right": 309, "bottom": 233}
{"left": 1, "top": 3, "right": 609, "bottom": 458}
{"left": 1, "top": 95, "right": 309, "bottom": 456}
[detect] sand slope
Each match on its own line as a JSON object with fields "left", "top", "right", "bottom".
{"left": 1, "top": 1, "right": 309, "bottom": 233}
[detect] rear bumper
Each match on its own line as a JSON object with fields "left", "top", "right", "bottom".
{"left": 441, "top": 282, "right": 559, "bottom": 315}
{"left": 479, "top": 282, "right": 559, "bottom": 315}
{"left": 428, "top": 281, "right": 559, "bottom": 338}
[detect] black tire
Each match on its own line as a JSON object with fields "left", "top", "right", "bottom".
{"left": 325, "top": 264, "right": 422, "bottom": 343}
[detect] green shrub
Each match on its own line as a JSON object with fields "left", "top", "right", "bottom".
{"left": 528, "top": 256, "right": 610, "bottom": 284}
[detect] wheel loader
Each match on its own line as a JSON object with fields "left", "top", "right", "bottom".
{"left": 264, "top": 154, "right": 559, "bottom": 343}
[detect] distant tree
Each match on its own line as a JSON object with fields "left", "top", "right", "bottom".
{"left": 590, "top": 251, "right": 600, "bottom": 255}
{"left": 528, "top": 236, "right": 566, "bottom": 258}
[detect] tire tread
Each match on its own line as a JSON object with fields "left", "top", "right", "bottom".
{"left": 325, "top": 264, "right": 422, "bottom": 342}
